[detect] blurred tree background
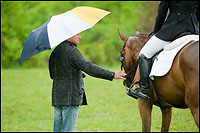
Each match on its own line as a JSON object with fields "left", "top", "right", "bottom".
{"left": 1, "top": 1, "right": 159, "bottom": 68}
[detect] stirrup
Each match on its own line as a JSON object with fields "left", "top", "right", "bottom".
{"left": 125, "top": 81, "right": 140, "bottom": 99}
{"left": 126, "top": 88, "right": 138, "bottom": 99}
{"left": 138, "top": 92, "right": 150, "bottom": 101}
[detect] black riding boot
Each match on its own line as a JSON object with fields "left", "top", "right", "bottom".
{"left": 126, "top": 54, "right": 152, "bottom": 101}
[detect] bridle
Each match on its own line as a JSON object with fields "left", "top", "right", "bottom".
{"left": 120, "top": 38, "right": 128, "bottom": 71}
{"left": 119, "top": 36, "right": 140, "bottom": 88}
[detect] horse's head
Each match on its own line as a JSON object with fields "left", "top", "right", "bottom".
{"left": 118, "top": 29, "right": 150, "bottom": 87}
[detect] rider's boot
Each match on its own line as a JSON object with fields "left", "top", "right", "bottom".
{"left": 126, "top": 54, "right": 152, "bottom": 101}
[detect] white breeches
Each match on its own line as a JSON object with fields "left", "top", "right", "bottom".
{"left": 139, "top": 35, "right": 170, "bottom": 58}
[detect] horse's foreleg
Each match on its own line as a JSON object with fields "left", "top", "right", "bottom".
{"left": 185, "top": 89, "right": 199, "bottom": 127}
{"left": 184, "top": 83, "right": 199, "bottom": 127}
{"left": 190, "top": 107, "right": 199, "bottom": 127}
{"left": 138, "top": 100, "right": 152, "bottom": 132}
{"left": 160, "top": 107, "right": 172, "bottom": 132}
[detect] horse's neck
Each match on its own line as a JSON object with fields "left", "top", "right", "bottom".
{"left": 136, "top": 34, "right": 151, "bottom": 43}
{"left": 133, "top": 34, "right": 150, "bottom": 56}
{"left": 134, "top": 65, "right": 140, "bottom": 88}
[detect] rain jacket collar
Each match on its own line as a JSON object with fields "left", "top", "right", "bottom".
{"left": 62, "top": 40, "right": 77, "bottom": 47}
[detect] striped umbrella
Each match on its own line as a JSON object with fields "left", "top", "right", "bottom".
{"left": 19, "top": 6, "right": 110, "bottom": 63}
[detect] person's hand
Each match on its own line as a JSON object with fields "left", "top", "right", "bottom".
{"left": 114, "top": 71, "right": 127, "bottom": 80}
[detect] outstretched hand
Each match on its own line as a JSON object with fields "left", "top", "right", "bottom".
{"left": 114, "top": 71, "right": 127, "bottom": 80}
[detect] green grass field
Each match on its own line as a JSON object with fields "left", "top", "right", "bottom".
{"left": 1, "top": 67, "right": 199, "bottom": 132}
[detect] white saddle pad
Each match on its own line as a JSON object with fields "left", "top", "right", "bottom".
{"left": 149, "top": 35, "right": 199, "bottom": 80}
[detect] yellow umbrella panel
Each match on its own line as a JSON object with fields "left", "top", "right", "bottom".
{"left": 68, "top": 6, "right": 111, "bottom": 26}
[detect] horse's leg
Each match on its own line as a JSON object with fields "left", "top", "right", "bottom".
{"left": 189, "top": 107, "right": 199, "bottom": 127}
{"left": 138, "top": 100, "right": 153, "bottom": 132}
{"left": 185, "top": 86, "right": 199, "bottom": 127}
{"left": 184, "top": 79, "right": 199, "bottom": 127}
{"left": 160, "top": 107, "right": 172, "bottom": 132}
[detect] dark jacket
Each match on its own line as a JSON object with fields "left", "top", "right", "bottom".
{"left": 154, "top": 1, "right": 199, "bottom": 41}
{"left": 49, "top": 40, "right": 115, "bottom": 106}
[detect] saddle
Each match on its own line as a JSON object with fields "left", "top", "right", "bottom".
{"left": 150, "top": 33, "right": 199, "bottom": 80}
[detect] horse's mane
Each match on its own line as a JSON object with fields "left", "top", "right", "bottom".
{"left": 130, "top": 33, "right": 151, "bottom": 36}
{"left": 138, "top": 33, "right": 151, "bottom": 36}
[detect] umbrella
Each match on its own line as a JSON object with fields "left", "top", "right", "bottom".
{"left": 19, "top": 6, "right": 111, "bottom": 63}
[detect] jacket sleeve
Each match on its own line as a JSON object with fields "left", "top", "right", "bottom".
{"left": 197, "top": 2, "right": 199, "bottom": 21}
{"left": 153, "top": 1, "right": 169, "bottom": 34}
{"left": 70, "top": 48, "right": 115, "bottom": 81}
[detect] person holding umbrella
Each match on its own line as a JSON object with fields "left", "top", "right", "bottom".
{"left": 49, "top": 33, "right": 126, "bottom": 132}
{"left": 19, "top": 6, "right": 126, "bottom": 132}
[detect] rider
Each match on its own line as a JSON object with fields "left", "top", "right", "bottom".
{"left": 127, "top": 1, "right": 199, "bottom": 101}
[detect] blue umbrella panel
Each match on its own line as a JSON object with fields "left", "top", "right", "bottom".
{"left": 19, "top": 18, "right": 52, "bottom": 64}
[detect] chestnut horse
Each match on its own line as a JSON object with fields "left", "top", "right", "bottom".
{"left": 118, "top": 30, "right": 199, "bottom": 132}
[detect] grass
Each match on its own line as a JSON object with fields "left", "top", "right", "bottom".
{"left": 1, "top": 66, "right": 199, "bottom": 132}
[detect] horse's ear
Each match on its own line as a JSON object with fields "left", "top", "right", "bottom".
{"left": 118, "top": 29, "right": 127, "bottom": 42}
{"left": 135, "top": 29, "right": 140, "bottom": 35}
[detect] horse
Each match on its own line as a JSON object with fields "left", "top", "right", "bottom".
{"left": 118, "top": 29, "right": 199, "bottom": 132}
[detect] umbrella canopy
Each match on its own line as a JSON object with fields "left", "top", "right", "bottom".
{"left": 19, "top": 6, "right": 111, "bottom": 63}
